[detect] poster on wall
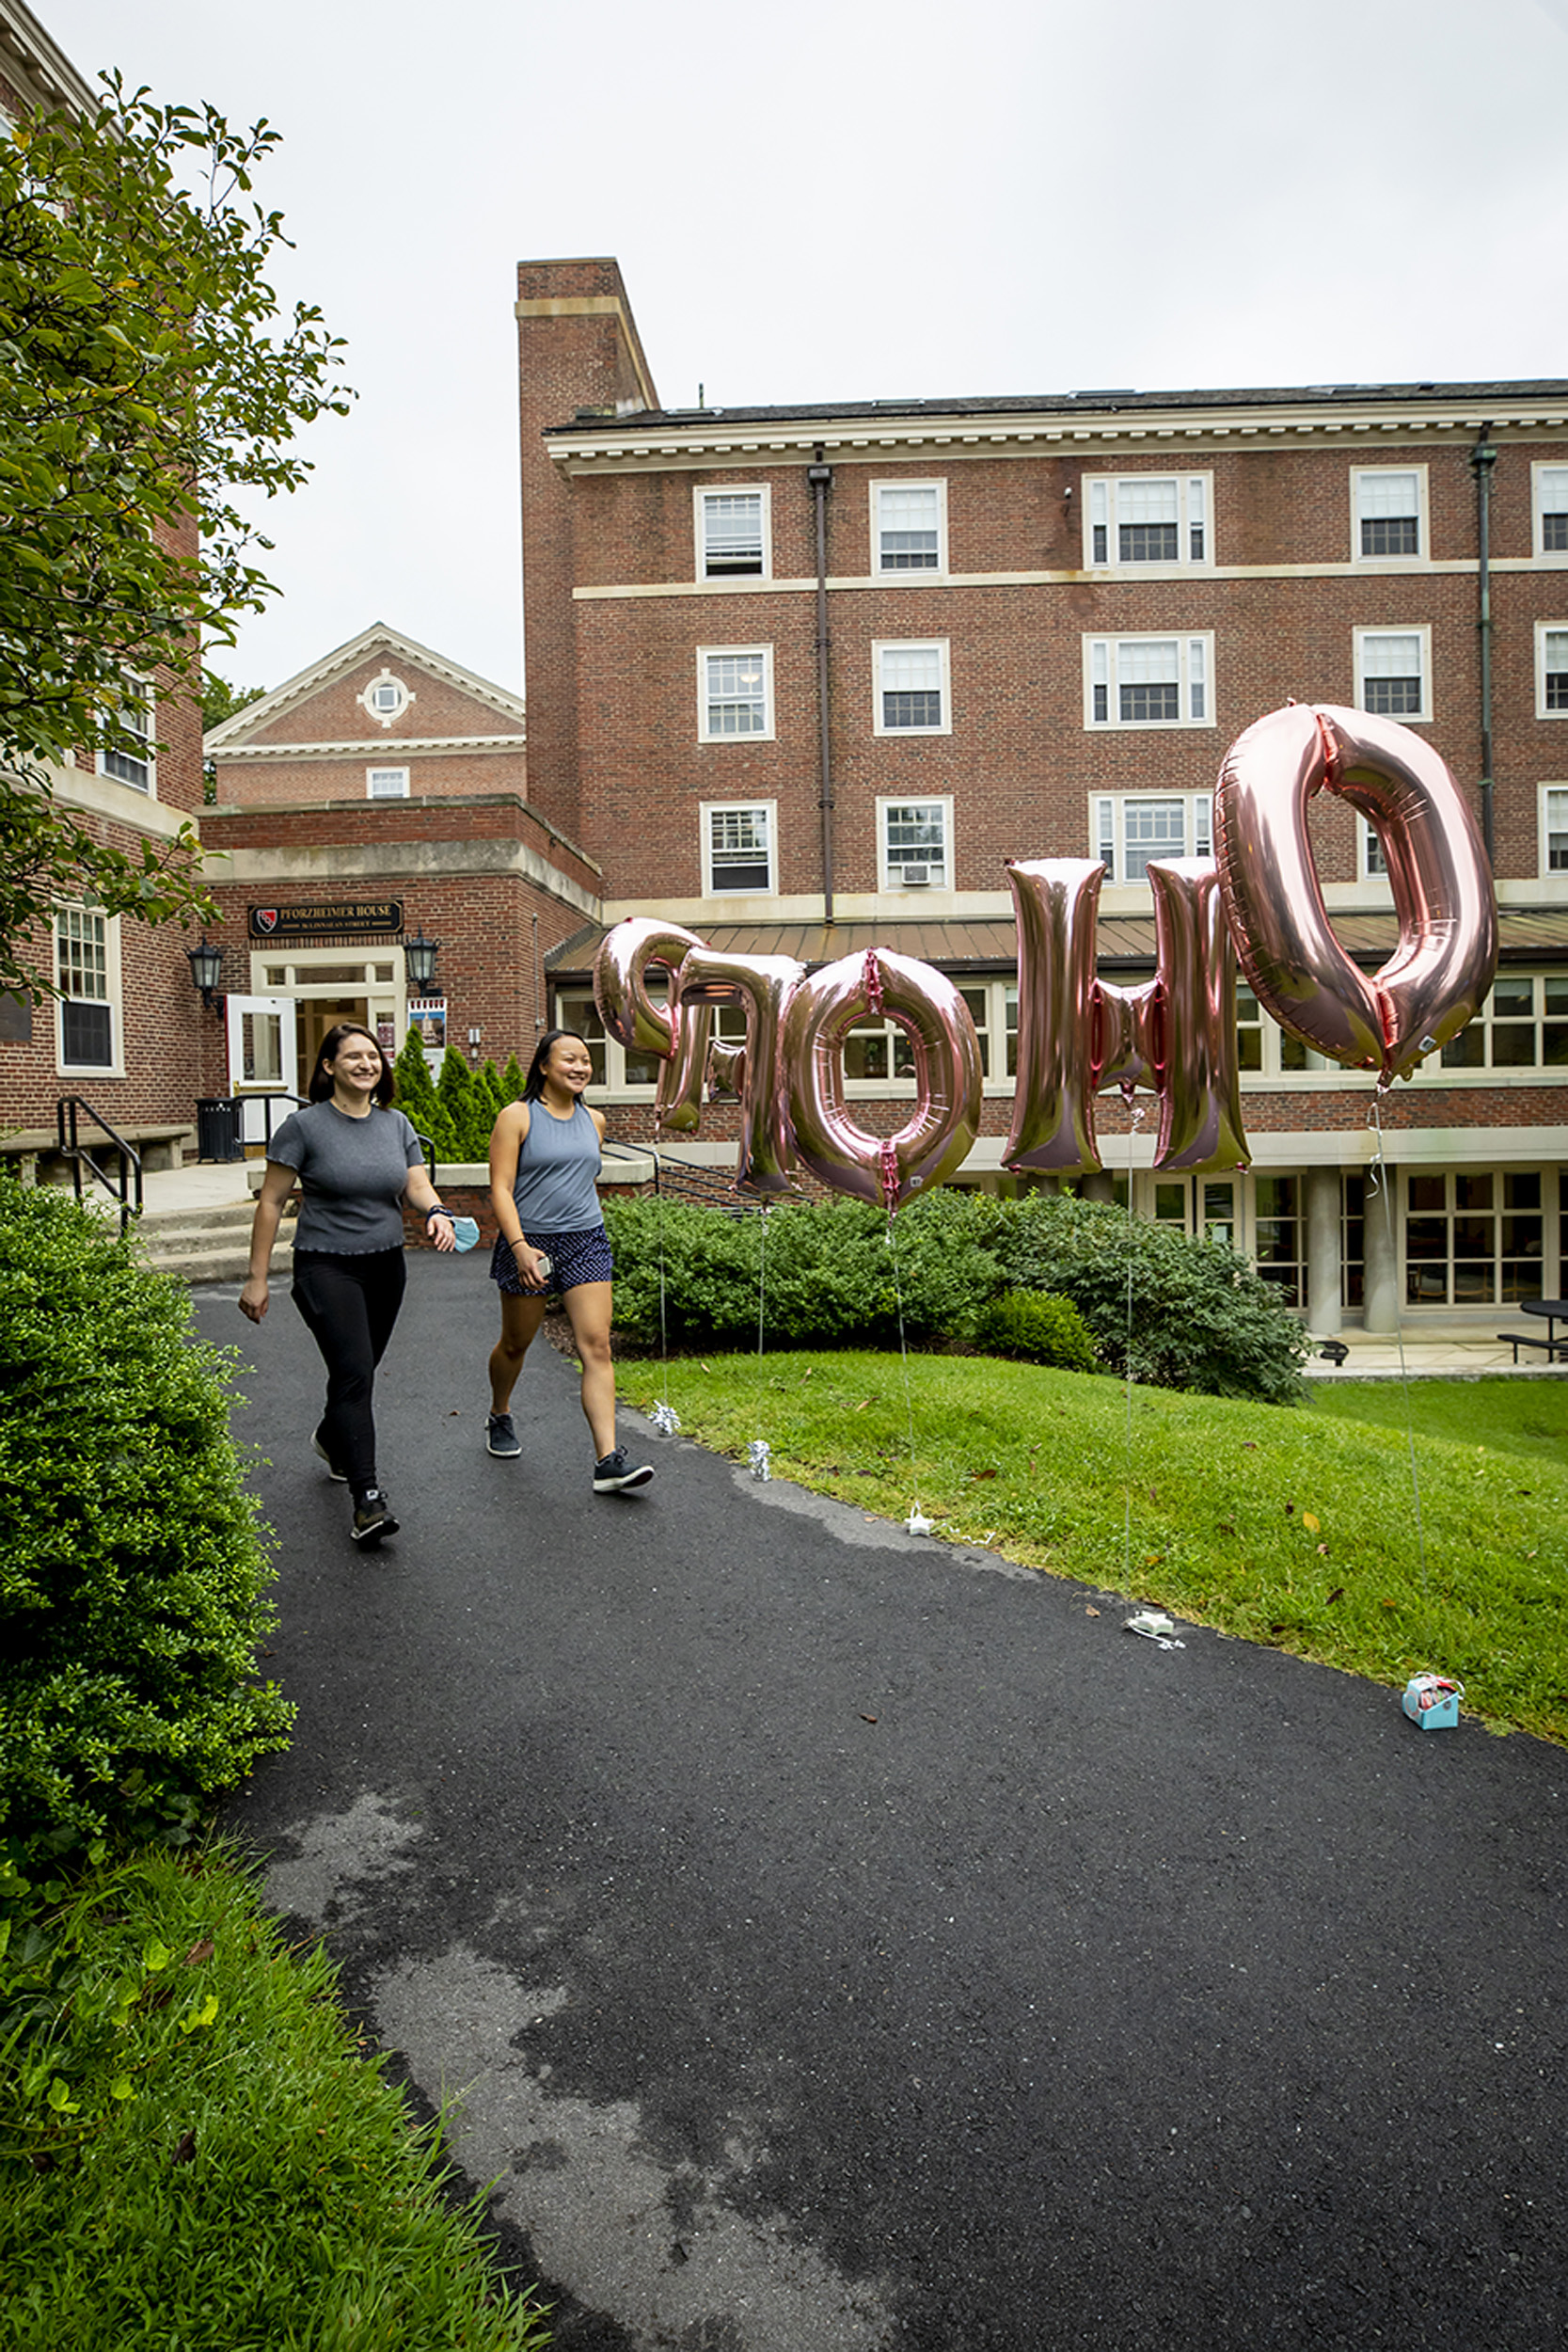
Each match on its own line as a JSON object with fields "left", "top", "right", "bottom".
{"left": 408, "top": 997, "right": 447, "bottom": 1057}
{"left": 376, "top": 1019, "right": 396, "bottom": 1055}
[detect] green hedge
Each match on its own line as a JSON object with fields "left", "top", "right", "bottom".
{"left": 604, "top": 1185, "right": 1307, "bottom": 1404}
{"left": 0, "top": 1184, "right": 292, "bottom": 1860}
{"left": 974, "top": 1288, "right": 1097, "bottom": 1371}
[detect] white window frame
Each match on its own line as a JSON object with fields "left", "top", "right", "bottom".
{"left": 871, "top": 480, "right": 947, "bottom": 576}
{"left": 357, "top": 668, "right": 414, "bottom": 728}
{"left": 366, "top": 765, "right": 411, "bottom": 799}
{"left": 1531, "top": 463, "right": 1568, "bottom": 559}
{"left": 1083, "top": 472, "right": 1212, "bottom": 570}
{"left": 96, "top": 679, "right": 155, "bottom": 796}
{"left": 697, "top": 644, "right": 775, "bottom": 743}
{"left": 1534, "top": 623, "right": 1568, "bottom": 719}
{"left": 55, "top": 904, "right": 123, "bottom": 1075}
{"left": 1350, "top": 466, "right": 1428, "bottom": 564}
{"left": 1354, "top": 626, "right": 1432, "bottom": 723}
{"left": 694, "top": 485, "right": 771, "bottom": 581}
{"left": 1541, "top": 784, "right": 1568, "bottom": 877}
{"left": 1092, "top": 793, "right": 1213, "bottom": 884}
{"left": 701, "top": 800, "right": 777, "bottom": 896}
{"left": 872, "top": 639, "right": 951, "bottom": 737}
{"left": 1083, "top": 634, "right": 1214, "bottom": 731}
{"left": 1358, "top": 816, "right": 1389, "bottom": 881}
{"left": 877, "top": 794, "right": 953, "bottom": 892}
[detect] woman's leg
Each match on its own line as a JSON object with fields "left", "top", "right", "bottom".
{"left": 561, "top": 1279, "right": 617, "bottom": 1458}
{"left": 489, "top": 1289, "right": 550, "bottom": 1413}
{"left": 291, "top": 1252, "right": 402, "bottom": 1495}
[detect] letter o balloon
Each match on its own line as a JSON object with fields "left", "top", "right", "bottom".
{"left": 1213, "top": 704, "right": 1497, "bottom": 1082}
{"left": 782, "top": 949, "right": 982, "bottom": 1209}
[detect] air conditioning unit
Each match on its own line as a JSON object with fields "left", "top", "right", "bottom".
{"left": 899, "top": 864, "right": 933, "bottom": 886}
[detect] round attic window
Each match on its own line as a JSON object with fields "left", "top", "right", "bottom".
{"left": 359, "top": 669, "right": 413, "bottom": 726}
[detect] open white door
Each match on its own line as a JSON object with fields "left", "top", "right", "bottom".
{"left": 226, "top": 995, "right": 299, "bottom": 1146}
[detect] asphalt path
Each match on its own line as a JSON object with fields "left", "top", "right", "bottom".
{"left": 202, "top": 1257, "right": 1568, "bottom": 2351}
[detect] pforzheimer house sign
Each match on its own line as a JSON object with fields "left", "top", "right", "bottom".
{"left": 248, "top": 900, "right": 404, "bottom": 941}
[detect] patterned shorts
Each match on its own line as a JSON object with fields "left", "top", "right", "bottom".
{"left": 489, "top": 1222, "right": 614, "bottom": 1298}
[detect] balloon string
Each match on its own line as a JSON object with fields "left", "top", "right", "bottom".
{"left": 1121, "top": 1104, "right": 1148, "bottom": 1597}
{"left": 879, "top": 1139, "right": 900, "bottom": 1211}
{"left": 1367, "top": 1089, "right": 1427, "bottom": 1594}
{"left": 885, "top": 1212, "right": 923, "bottom": 1522}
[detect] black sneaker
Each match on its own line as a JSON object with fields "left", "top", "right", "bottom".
{"left": 593, "top": 1448, "right": 654, "bottom": 1495}
{"left": 312, "top": 1423, "right": 348, "bottom": 1483}
{"left": 486, "top": 1412, "right": 521, "bottom": 1458}
{"left": 351, "top": 1490, "right": 400, "bottom": 1547}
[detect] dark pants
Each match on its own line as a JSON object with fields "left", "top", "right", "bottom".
{"left": 290, "top": 1248, "right": 406, "bottom": 1497}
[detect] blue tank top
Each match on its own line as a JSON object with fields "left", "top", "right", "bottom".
{"left": 510, "top": 1097, "right": 602, "bottom": 1231}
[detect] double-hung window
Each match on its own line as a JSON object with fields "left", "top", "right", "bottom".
{"left": 98, "top": 681, "right": 154, "bottom": 793}
{"left": 1093, "top": 794, "right": 1212, "bottom": 882}
{"left": 1533, "top": 465, "right": 1568, "bottom": 556}
{"left": 1084, "top": 634, "right": 1212, "bottom": 729}
{"left": 879, "top": 796, "right": 951, "bottom": 890}
{"left": 55, "top": 905, "right": 116, "bottom": 1071}
{"left": 1085, "top": 475, "right": 1210, "bottom": 567}
{"left": 1543, "top": 786, "right": 1568, "bottom": 873}
{"left": 703, "top": 803, "right": 775, "bottom": 894}
{"left": 367, "top": 765, "right": 410, "bottom": 799}
{"left": 1536, "top": 625, "right": 1568, "bottom": 716}
{"left": 698, "top": 645, "right": 774, "bottom": 741}
{"left": 874, "top": 640, "right": 950, "bottom": 735}
{"left": 696, "top": 486, "right": 769, "bottom": 580}
{"left": 873, "top": 481, "right": 945, "bottom": 573}
{"left": 1353, "top": 468, "right": 1425, "bottom": 561}
{"left": 1354, "top": 628, "right": 1430, "bottom": 721}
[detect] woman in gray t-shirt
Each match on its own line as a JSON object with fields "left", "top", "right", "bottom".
{"left": 240, "top": 1022, "right": 456, "bottom": 1547}
{"left": 484, "top": 1028, "right": 652, "bottom": 1494}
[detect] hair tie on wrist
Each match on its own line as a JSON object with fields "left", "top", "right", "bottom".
{"left": 424, "top": 1204, "right": 451, "bottom": 1220}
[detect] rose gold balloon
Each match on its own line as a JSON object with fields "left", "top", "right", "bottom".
{"left": 1213, "top": 704, "right": 1497, "bottom": 1081}
{"left": 673, "top": 947, "right": 806, "bottom": 1193}
{"left": 594, "top": 917, "right": 703, "bottom": 1057}
{"left": 782, "top": 948, "right": 982, "bottom": 1209}
{"left": 1004, "top": 859, "right": 1248, "bottom": 1176}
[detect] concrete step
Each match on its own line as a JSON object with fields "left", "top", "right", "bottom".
{"left": 134, "top": 1200, "right": 294, "bottom": 1283}
{"left": 137, "top": 1201, "right": 260, "bottom": 1242}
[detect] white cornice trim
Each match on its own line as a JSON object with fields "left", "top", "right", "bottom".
{"left": 573, "top": 556, "right": 1552, "bottom": 603}
{"left": 49, "top": 766, "right": 192, "bottom": 843}
{"left": 203, "top": 622, "right": 525, "bottom": 753}
{"left": 0, "top": 1, "right": 96, "bottom": 115}
{"left": 209, "top": 837, "right": 602, "bottom": 916}
{"left": 548, "top": 401, "right": 1568, "bottom": 472}
{"left": 213, "top": 734, "right": 528, "bottom": 764}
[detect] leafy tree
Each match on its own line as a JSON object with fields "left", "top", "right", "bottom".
{"left": 0, "top": 76, "right": 350, "bottom": 993}
{"left": 200, "top": 669, "right": 265, "bottom": 800}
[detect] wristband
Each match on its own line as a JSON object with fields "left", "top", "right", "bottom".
{"left": 424, "top": 1204, "right": 451, "bottom": 1221}
{"left": 510, "top": 1236, "right": 530, "bottom": 1254}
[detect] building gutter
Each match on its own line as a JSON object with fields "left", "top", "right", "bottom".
{"left": 809, "top": 450, "right": 835, "bottom": 923}
{"left": 1471, "top": 421, "right": 1497, "bottom": 866}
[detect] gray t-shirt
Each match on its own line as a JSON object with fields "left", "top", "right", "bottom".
{"left": 266, "top": 1101, "right": 424, "bottom": 1254}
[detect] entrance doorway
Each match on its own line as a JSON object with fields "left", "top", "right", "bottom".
{"left": 297, "top": 995, "right": 372, "bottom": 1080}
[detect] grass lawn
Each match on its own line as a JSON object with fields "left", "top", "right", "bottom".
{"left": 0, "top": 1844, "right": 550, "bottom": 2352}
{"left": 627, "top": 1353, "right": 1568, "bottom": 1745}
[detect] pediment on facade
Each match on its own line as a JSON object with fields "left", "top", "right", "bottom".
{"left": 203, "top": 622, "right": 525, "bottom": 756}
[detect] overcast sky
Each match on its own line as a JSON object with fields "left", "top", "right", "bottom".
{"left": 44, "top": 0, "right": 1568, "bottom": 701}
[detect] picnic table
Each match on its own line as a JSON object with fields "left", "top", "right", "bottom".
{"left": 1499, "top": 1297, "right": 1568, "bottom": 1362}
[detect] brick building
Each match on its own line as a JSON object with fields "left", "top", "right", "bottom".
{"left": 516, "top": 257, "right": 1568, "bottom": 1333}
{"left": 0, "top": 0, "right": 207, "bottom": 1176}
{"left": 202, "top": 622, "right": 591, "bottom": 1130}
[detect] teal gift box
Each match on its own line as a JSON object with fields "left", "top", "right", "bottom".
{"left": 1402, "top": 1673, "right": 1462, "bottom": 1731}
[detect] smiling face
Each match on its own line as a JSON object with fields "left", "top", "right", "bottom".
{"left": 545, "top": 1034, "right": 594, "bottom": 1094}
{"left": 323, "top": 1029, "right": 387, "bottom": 1099}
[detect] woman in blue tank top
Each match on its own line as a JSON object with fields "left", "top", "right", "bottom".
{"left": 484, "top": 1028, "right": 653, "bottom": 1493}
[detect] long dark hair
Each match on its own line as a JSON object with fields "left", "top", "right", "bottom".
{"left": 522, "top": 1027, "right": 591, "bottom": 1103}
{"left": 309, "top": 1022, "right": 396, "bottom": 1107}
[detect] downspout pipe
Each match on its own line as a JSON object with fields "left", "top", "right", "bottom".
{"left": 1471, "top": 422, "right": 1497, "bottom": 867}
{"left": 809, "top": 449, "right": 835, "bottom": 924}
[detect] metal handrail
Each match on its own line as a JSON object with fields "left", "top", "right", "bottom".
{"left": 55, "top": 1097, "right": 143, "bottom": 1234}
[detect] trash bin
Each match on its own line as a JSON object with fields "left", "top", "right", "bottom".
{"left": 196, "top": 1097, "right": 243, "bottom": 1162}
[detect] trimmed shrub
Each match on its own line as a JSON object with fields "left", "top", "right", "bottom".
{"left": 391, "top": 1031, "right": 458, "bottom": 1166}
{"left": 974, "top": 1288, "right": 1096, "bottom": 1371}
{"left": 990, "top": 1189, "right": 1308, "bottom": 1405}
{"left": 0, "top": 1184, "right": 292, "bottom": 1859}
{"left": 601, "top": 1190, "right": 1001, "bottom": 1352}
